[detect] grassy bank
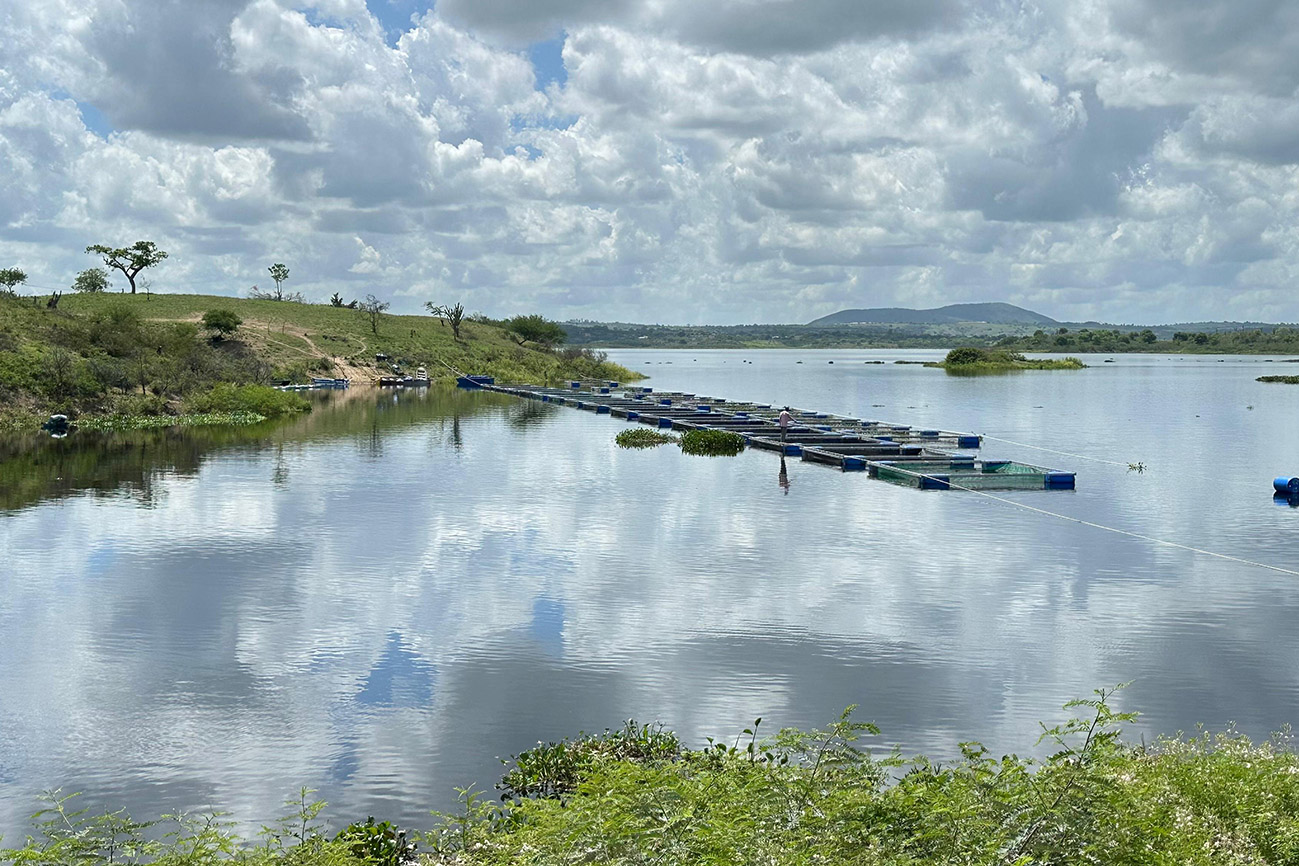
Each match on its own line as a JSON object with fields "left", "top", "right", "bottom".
{"left": 5, "top": 691, "right": 1298, "bottom": 865}
{"left": 926, "top": 347, "right": 1086, "bottom": 372}
{"left": 0, "top": 293, "right": 639, "bottom": 428}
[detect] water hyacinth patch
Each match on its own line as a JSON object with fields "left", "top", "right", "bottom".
{"left": 679, "top": 428, "right": 746, "bottom": 456}
{"left": 75, "top": 411, "right": 269, "bottom": 431}
{"left": 615, "top": 428, "right": 677, "bottom": 449}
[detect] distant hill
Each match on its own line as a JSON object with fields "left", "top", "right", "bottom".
{"left": 808, "top": 303, "right": 1059, "bottom": 327}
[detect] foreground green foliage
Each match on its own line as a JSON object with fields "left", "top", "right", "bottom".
{"left": 426, "top": 690, "right": 1299, "bottom": 865}
{"left": 614, "top": 428, "right": 677, "bottom": 449}
{"left": 498, "top": 721, "right": 682, "bottom": 800}
{"left": 679, "top": 428, "right": 746, "bottom": 456}
{"left": 1, "top": 789, "right": 383, "bottom": 866}
{"left": 929, "top": 346, "right": 1086, "bottom": 372}
{"left": 6, "top": 692, "right": 1299, "bottom": 865}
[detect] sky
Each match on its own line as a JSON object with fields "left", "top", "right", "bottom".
{"left": 2, "top": 0, "right": 1298, "bottom": 325}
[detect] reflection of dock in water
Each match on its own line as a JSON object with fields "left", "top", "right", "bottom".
{"left": 460, "top": 377, "right": 1075, "bottom": 491}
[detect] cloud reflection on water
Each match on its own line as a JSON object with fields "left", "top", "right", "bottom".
{"left": 4, "top": 357, "right": 1299, "bottom": 837}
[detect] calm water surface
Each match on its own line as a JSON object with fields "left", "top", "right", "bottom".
{"left": 3, "top": 349, "right": 1299, "bottom": 836}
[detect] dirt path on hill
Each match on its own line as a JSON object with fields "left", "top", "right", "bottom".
{"left": 158, "top": 314, "right": 378, "bottom": 383}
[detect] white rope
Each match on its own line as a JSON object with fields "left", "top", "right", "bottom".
{"left": 874, "top": 462, "right": 1299, "bottom": 578}
{"left": 978, "top": 434, "right": 1134, "bottom": 467}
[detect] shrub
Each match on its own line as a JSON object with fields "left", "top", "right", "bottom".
{"left": 335, "top": 818, "right": 418, "bottom": 866}
{"left": 679, "top": 428, "right": 746, "bottom": 457}
{"left": 112, "top": 393, "right": 174, "bottom": 417}
{"left": 185, "top": 383, "right": 309, "bottom": 417}
{"left": 201, "top": 309, "right": 242, "bottom": 339}
{"left": 944, "top": 346, "right": 985, "bottom": 365}
{"left": 498, "top": 721, "right": 681, "bottom": 801}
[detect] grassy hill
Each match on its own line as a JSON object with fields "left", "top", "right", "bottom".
{"left": 0, "top": 292, "right": 639, "bottom": 427}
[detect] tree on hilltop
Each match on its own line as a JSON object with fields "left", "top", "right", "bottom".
{"left": 72, "top": 268, "right": 110, "bottom": 293}
{"left": 85, "top": 241, "right": 167, "bottom": 294}
{"left": 0, "top": 268, "right": 27, "bottom": 295}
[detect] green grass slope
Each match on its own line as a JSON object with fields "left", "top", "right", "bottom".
{"left": 0, "top": 293, "right": 640, "bottom": 425}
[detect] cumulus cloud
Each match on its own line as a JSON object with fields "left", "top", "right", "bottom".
{"left": 1, "top": 0, "right": 1298, "bottom": 322}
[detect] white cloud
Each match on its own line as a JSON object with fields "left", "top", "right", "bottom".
{"left": 0, "top": 0, "right": 1298, "bottom": 321}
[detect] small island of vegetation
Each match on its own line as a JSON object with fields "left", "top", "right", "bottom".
{"left": 1257, "top": 375, "right": 1299, "bottom": 384}
{"left": 927, "top": 346, "right": 1087, "bottom": 372}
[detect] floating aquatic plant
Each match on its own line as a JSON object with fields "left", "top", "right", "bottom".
{"left": 615, "top": 428, "right": 676, "bottom": 449}
{"left": 679, "top": 428, "right": 746, "bottom": 457}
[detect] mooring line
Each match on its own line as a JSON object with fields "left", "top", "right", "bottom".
{"left": 977, "top": 434, "right": 1134, "bottom": 468}
{"left": 878, "top": 463, "right": 1299, "bottom": 578}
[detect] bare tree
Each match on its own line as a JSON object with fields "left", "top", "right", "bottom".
{"left": 360, "top": 294, "right": 389, "bottom": 335}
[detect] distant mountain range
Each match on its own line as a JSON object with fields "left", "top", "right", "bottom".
{"left": 560, "top": 303, "right": 1299, "bottom": 349}
{"left": 807, "top": 302, "right": 1059, "bottom": 327}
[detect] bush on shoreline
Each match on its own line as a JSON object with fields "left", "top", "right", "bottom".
{"left": 184, "top": 383, "right": 310, "bottom": 417}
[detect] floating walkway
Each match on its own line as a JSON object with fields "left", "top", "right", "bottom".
{"left": 462, "top": 376, "right": 1075, "bottom": 491}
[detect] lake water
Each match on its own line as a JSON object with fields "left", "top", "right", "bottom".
{"left": 3, "top": 349, "right": 1299, "bottom": 838}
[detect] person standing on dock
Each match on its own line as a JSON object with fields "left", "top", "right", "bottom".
{"left": 778, "top": 407, "right": 793, "bottom": 442}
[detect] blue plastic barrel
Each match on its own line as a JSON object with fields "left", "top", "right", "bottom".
{"left": 1274, "top": 476, "right": 1299, "bottom": 494}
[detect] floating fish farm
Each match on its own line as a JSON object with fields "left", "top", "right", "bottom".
{"left": 459, "top": 376, "right": 1075, "bottom": 491}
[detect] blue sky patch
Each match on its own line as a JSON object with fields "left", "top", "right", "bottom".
{"left": 528, "top": 36, "right": 567, "bottom": 90}
{"left": 70, "top": 98, "right": 113, "bottom": 138}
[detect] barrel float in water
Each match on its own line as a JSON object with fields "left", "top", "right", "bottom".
{"left": 1274, "top": 476, "right": 1299, "bottom": 494}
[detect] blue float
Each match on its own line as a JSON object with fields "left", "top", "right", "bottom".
{"left": 1274, "top": 476, "right": 1299, "bottom": 494}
